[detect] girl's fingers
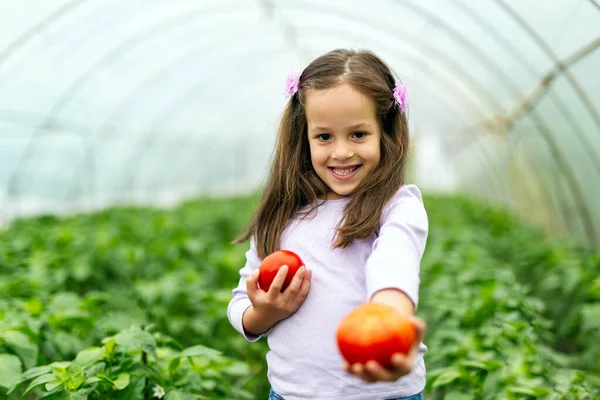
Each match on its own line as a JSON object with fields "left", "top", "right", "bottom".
{"left": 365, "top": 360, "right": 395, "bottom": 381}
{"left": 349, "top": 363, "right": 372, "bottom": 383}
{"left": 412, "top": 316, "right": 426, "bottom": 341}
{"left": 284, "top": 266, "right": 305, "bottom": 295}
{"left": 409, "top": 317, "right": 426, "bottom": 357}
{"left": 345, "top": 357, "right": 412, "bottom": 383}
{"left": 351, "top": 363, "right": 369, "bottom": 380}
{"left": 298, "top": 269, "right": 312, "bottom": 298}
{"left": 390, "top": 353, "right": 412, "bottom": 376}
{"left": 245, "top": 269, "right": 260, "bottom": 295}
{"left": 342, "top": 361, "right": 351, "bottom": 372}
{"left": 267, "top": 265, "right": 288, "bottom": 296}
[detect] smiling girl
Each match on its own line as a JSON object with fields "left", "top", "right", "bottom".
{"left": 227, "top": 49, "right": 428, "bottom": 400}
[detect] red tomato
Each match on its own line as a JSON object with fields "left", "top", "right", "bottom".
{"left": 336, "top": 303, "right": 416, "bottom": 368}
{"left": 258, "top": 250, "right": 304, "bottom": 292}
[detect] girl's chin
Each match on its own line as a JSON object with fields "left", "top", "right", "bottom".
{"left": 326, "top": 185, "right": 356, "bottom": 199}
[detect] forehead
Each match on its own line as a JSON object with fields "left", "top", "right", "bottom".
{"left": 305, "top": 83, "right": 378, "bottom": 129}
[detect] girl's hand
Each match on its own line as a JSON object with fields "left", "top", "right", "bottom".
{"left": 246, "top": 264, "right": 312, "bottom": 324}
{"left": 343, "top": 317, "right": 426, "bottom": 383}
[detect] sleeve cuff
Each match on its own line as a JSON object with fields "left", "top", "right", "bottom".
{"left": 227, "top": 297, "right": 271, "bottom": 342}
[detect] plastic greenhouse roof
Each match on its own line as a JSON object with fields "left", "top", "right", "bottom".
{"left": 0, "top": 0, "right": 599, "bottom": 246}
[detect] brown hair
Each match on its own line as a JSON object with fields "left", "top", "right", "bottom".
{"left": 235, "top": 49, "right": 410, "bottom": 259}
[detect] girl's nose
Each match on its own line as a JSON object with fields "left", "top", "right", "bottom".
{"left": 332, "top": 143, "right": 354, "bottom": 160}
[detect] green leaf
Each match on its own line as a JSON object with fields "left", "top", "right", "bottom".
{"left": 168, "top": 357, "right": 180, "bottom": 373}
{"left": 111, "top": 376, "right": 145, "bottom": 400}
{"left": 103, "top": 338, "right": 117, "bottom": 358}
{"left": 113, "top": 373, "right": 130, "bottom": 390}
{"left": 459, "top": 360, "right": 489, "bottom": 371}
{"left": 7, "top": 365, "right": 51, "bottom": 394}
{"left": 432, "top": 369, "right": 462, "bottom": 388}
{"left": 200, "top": 380, "right": 217, "bottom": 390}
{"left": 95, "top": 373, "right": 130, "bottom": 390}
{"left": 45, "top": 380, "right": 61, "bottom": 391}
{"left": 115, "top": 329, "right": 156, "bottom": 355}
{"left": 21, "top": 373, "right": 56, "bottom": 397}
{"left": 508, "top": 387, "right": 538, "bottom": 396}
{"left": 73, "top": 347, "right": 104, "bottom": 367}
{"left": 482, "top": 370, "right": 500, "bottom": 398}
{"left": 51, "top": 391, "right": 89, "bottom": 400}
{"left": 21, "top": 365, "right": 52, "bottom": 380}
{"left": 444, "top": 393, "right": 471, "bottom": 400}
{"left": 180, "top": 344, "right": 221, "bottom": 358}
{"left": 0, "top": 354, "right": 22, "bottom": 389}
{"left": 164, "top": 390, "right": 196, "bottom": 400}
{"left": 2, "top": 330, "right": 38, "bottom": 369}
{"left": 223, "top": 361, "right": 251, "bottom": 376}
{"left": 581, "top": 303, "right": 600, "bottom": 331}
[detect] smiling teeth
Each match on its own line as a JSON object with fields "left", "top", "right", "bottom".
{"left": 333, "top": 166, "right": 358, "bottom": 176}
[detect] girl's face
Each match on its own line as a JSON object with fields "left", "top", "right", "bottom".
{"left": 306, "top": 83, "right": 382, "bottom": 200}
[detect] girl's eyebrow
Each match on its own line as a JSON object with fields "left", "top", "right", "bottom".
{"left": 310, "top": 122, "right": 372, "bottom": 132}
{"left": 347, "top": 122, "right": 372, "bottom": 130}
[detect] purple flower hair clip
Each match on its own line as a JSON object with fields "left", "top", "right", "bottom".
{"left": 284, "top": 71, "right": 301, "bottom": 98}
{"left": 393, "top": 81, "right": 408, "bottom": 114}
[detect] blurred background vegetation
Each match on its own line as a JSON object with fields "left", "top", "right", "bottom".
{"left": 0, "top": 1, "right": 599, "bottom": 399}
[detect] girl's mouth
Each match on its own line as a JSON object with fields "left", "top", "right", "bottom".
{"left": 329, "top": 165, "right": 361, "bottom": 179}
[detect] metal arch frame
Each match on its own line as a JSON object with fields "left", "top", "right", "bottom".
{"left": 440, "top": 0, "right": 600, "bottom": 235}
{"left": 435, "top": 0, "right": 600, "bottom": 236}
{"left": 385, "top": 0, "right": 597, "bottom": 244}
{"left": 383, "top": 0, "right": 599, "bottom": 238}
{"left": 494, "top": 0, "right": 600, "bottom": 128}
{"left": 4, "top": 0, "right": 251, "bottom": 200}
{"left": 0, "top": 0, "right": 92, "bottom": 219}
{"left": 448, "top": 0, "right": 600, "bottom": 177}
{"left": 446, "top": 40, "right": 600, "bottom": 157}
{"left": 104, "top": 47, "right": 286, "bottom": 199}
{"left": 0, "top": 0, "right": 124, "bottom": 93}
{"left": 396, "top": 0, "right": 600, "bottom": 129}
{"left": 63, "top": 34, "right": 284, "bottom": 201}
{"left": 0, "top": 0, "right": 92, "bottom": 86}
{"left": 90, "top": 31, "right": 255, "bottom": 140}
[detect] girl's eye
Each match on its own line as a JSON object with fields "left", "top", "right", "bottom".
{"left": 353, "top": 132, "right": 366, "bottom": 139}
{"left": 318, "top": 134, "right": 332, "bottom": 141}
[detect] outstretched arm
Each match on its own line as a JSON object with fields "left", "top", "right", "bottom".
{"left": 344, "top": 185, "right": 429, "bottom": 383}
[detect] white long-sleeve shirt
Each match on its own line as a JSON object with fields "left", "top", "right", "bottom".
{"left": 227, "top": 184, "right": 429, "bottom": 400}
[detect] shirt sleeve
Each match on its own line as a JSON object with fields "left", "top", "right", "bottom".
{"left": 226, "top": 237, "right": 270, "bottom": 342}
{"left": 365, "top": 184, "right": 429, "bottom": 309}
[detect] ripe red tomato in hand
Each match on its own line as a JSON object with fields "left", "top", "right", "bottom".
{"left": 336, "top": 303, "right": 416, "bottom": 369}
{"left": 258, "top": 250, "right": 304, "bottom": 292}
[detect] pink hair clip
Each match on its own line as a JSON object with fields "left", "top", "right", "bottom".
{"left": 393, "top": 81, "right": 408, "bottom": 114}
{"left": 284, "top": 71, "right": 301, "bottom": 98}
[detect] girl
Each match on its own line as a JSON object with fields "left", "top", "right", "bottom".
{"left": 227, "top": 49, "right": 428, "bottom": 400}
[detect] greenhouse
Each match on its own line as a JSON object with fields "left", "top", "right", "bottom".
{"left": 1, "top": 1, "right": 599, "bottom": 399}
